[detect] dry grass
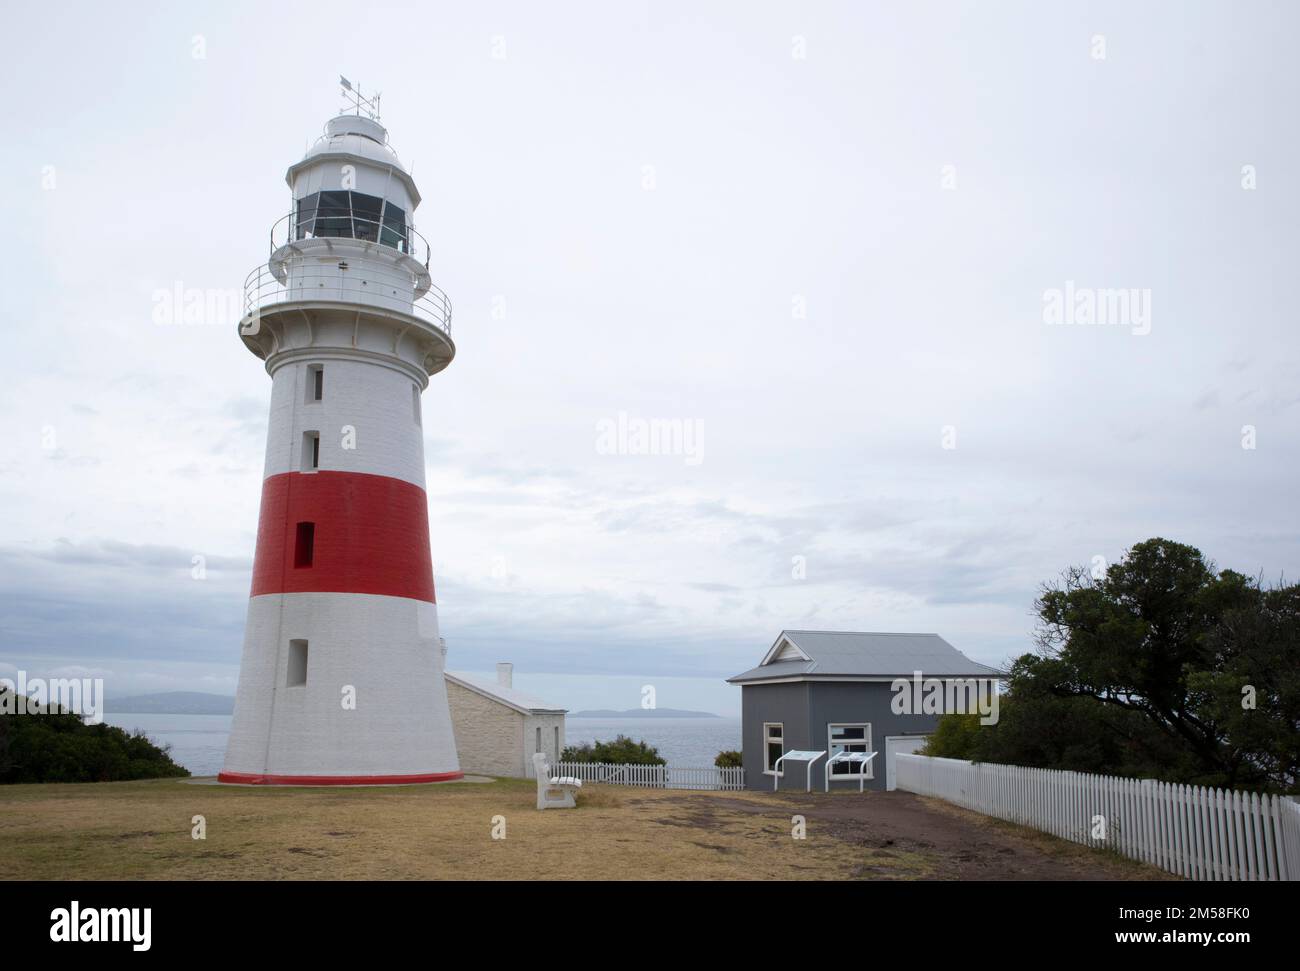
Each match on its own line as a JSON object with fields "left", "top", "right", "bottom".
{"left": 0, "top": 778, "right": 1172, "bottom": 880}
{"left": 0, "top": 777, "right": 868, "bottom": 881}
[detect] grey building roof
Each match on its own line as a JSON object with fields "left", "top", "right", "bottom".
{"left": 726, "top": 630, "right": 1001, "bottom": 684}
{"left": 444, "top": 671, "right": 568, "bottom": 715}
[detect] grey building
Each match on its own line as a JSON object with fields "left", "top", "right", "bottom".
{"left": 727, "top": 630, "right": 1000, "bottom": 792}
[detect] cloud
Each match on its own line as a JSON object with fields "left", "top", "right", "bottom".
{"left": 1, "top": 1, "right": 1297, "bottom": 705}
{"left": 0, "top": 540, "right": 248, "bottom": 667}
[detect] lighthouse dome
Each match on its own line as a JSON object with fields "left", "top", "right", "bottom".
{"left": 297, "top": 114, "right": 408, "bottom": 172}
{"left": 286, "top": 114, "right": 420, "bottom": 206}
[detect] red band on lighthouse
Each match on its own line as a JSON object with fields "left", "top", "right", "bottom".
{"left": 250, "top": 470, "right": 437, "bottom": 603}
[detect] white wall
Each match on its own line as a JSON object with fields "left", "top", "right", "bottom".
{"left": 223, "top": 592, "right": 459, "bottom": 778}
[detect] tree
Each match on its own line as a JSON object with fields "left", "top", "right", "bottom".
{"left": 713, "top": 750, "right": 742, "bottom": 768}
{"left": 921, "top": 711, "right": 982, "bottom": 760}
{"left": 927, "top": 671, "right": 1189, "bottom": 777}
{"left": 560, "top": 734, "right": 665, "bottom": 765}
{"left": 928, "top": 538, "right": 1300, "bottom": 793}
{"left": 1186, "top": 582, "right": 1300, "bottom": 789}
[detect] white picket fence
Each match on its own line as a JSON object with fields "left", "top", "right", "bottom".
{"left": 895, "top": 753, "right": 1300, "bottom": 881}
{"left": 550, "top": 761, "right": 745, "bottom": 791}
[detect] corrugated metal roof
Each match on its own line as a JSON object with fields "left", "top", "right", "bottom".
{"left": 444, "top": 671, "right": 567, "bottom": 714}
{"left": 726, "top": 630, "right": 1001, "bottom": 683}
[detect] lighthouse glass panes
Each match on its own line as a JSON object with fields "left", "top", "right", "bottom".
{"left": 380, "top": 202, "right": 406, "bottom": 249}
{"left": 350, "top": 192, "right": 382, "bottom": 242}
{"left": 295, "top": 191, "right": 408, "bottom": 253}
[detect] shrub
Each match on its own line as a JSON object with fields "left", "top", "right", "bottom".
{"left": 561, "top": 734, "right": 665, "bottom": 765}
{"left": 0, "top": 688, "right": 190, "bottom": 784}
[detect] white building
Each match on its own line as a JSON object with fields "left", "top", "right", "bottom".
{"left": 220, "top": 96, "right": 461, "bottom": 785}
{"left": 445, "top": 663, "right": 567, "bottom": 778}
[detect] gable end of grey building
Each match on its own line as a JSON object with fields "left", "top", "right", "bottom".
{"left": 727, "top": 630, "right": 1001, "bottom": 792}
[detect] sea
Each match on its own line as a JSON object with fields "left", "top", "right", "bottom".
{"left": 101, "top": 713, "right": 742, "bottom": 776}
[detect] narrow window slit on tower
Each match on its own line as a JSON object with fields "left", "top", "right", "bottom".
{"left": 309, "top": 364, "right": 324, "bottom": 402}
{"left": 294, "top": 522, "right": 315, "bottom": 568}
{"left": 412, "top": 384, "right": 421, "bottom": 425}
{"left": 302, "top": 431, "right": 320, "bottom": 471}
{"left": 287, "top": 639, "right": 308, "bottom": 687}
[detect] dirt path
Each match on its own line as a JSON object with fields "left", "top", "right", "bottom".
{"left": 636, "top": 789, "right": 1174, "bottom": 880}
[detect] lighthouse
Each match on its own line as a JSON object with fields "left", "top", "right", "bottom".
{"left": 219, "top": 85, "right": 462, "bottom": 784}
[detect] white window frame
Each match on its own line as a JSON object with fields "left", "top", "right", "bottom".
{"left": 302, "top": 430, "right": 321, "bottom": 472}
{"left": 762, "top": 722, "right": 784, "bottom": 776}
{"left": 306, "top": 363, "right": 324, "bottom": 404}
{"left": 286, "top": 639, "right": 308, "bottom": 688}
{"left": 827, "top": 722, "right": 873, "bottom": 782}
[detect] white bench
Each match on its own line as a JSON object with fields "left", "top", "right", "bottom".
{"left": 533, "top": 752, "right": 582, "bottom": 810}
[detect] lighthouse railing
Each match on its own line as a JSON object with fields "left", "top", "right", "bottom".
{"left": 242, "top": 260, "right": 452, "bottom": 337}
{"left": 269, "top": 211, "right": 433, "bottom": 268}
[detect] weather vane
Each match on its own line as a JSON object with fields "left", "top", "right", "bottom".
{"left": 339, "top": 76, "right": 381, "bottom": 120}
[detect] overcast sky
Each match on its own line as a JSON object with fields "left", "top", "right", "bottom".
{"left": 1, "top": 1, "right": 1296, "bottom": 715}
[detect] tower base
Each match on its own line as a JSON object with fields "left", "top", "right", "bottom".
{"left": 217, "top": 770, "right": 464, "bottom": 786}
{"left": 220, "top": 592, "right": 463, "bottom": 783}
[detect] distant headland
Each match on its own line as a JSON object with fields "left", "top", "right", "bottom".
{"left": 568, "top": 708, "right": 722, "bottom": 719}
{"left": 106, "top": 692, "right": 235, "bottom": 715}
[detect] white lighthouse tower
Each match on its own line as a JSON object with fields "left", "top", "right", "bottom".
{"left": 220, "top": 85, "right": 462, "bottom": 784}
